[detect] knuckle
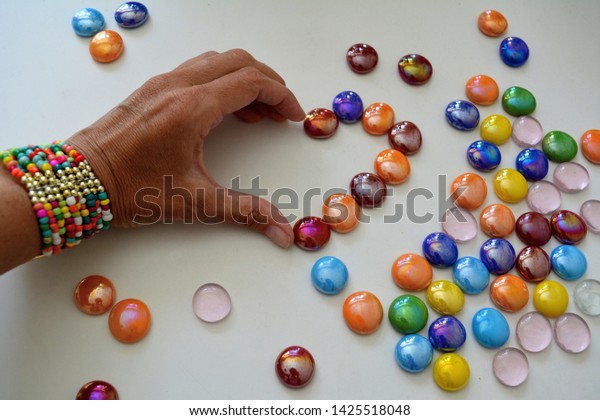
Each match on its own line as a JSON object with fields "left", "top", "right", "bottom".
{"left": 227, "top": 48, "right": 255, "bottom": 64}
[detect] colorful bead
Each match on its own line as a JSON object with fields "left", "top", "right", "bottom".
{"left": 550, "top": 209, "right": 587, "bottom": 244}
{"left": 349, "top": 172, "right": 387, "bottom": 208}
{"left": 426, "top": 280, "right": 465, "bottom": 315}
{"left": 465, "top": 74, "right": 499, "bottom": 105}
{"left": 73, "top": 275, "right": 116, "bottom": 315}
{"left": 322, "top": 194, "right": 360, "bottom": 233}
{"left": 499, "top": 37, "right": 529, "bottom": 67}
{"left": 342, "top": 291, "right": 383, "bottom": 335}
{"left": 493, "top": 348, "right": 529, "bottom": 387}
{"left": 489, "top": 274, "right": 529, "bottom": 312}
{"left": 192, "top": 283, "right": 232, "bottom": 323}
{"left": 374, "top": 149, "right": 410, "bottom": 185}
{"left": 391, "top": 253, "right": 433, "bottom": 291}
{"left": 502, "top": 86, "right": 536, "bottom": 116}
{"left": 480, "top": 238, "right": 516, "bottom": 275}
{"left": 346, "top": 43, "right": 379, "bottom": 74}
{"left": 303, "top": 108, "right": 339, "bottom": 139}
{"left": 388, "top": 295, "right": 428, "bottom": 334}
{"left": 433, "top": 353, "right": 470, "bottom": 392}
{"left": 441, "top": 207, "right": 478, "bottom": 243}
{"left": 574, "top": 279, "right": 600, "bottom": 316}
{"left": 72, "top": 8, "right": 106, "bottom": 37}
{"left": 493, "top": 168, "right": 528, "bottom": 203}
{"left": 422, "top": 232, "right": 458, "bottom": 268}
{"left": 275, "top": 346, "right": 315, "bottom": 389}
{"left": 512, "top": 116, "right": 543, "bottom": 147}
{"left": 477, "top": 10, "right": 508, "bottom": 37}
{"left": 550, "top": 244, "right": 587, "bottom": 281}
{"left": 479, "top": 203, "right": 515, "bottom": 238}
{"left": 516, "top": 246, "right": 551, "bottom": 283}
{"left": 445, "top": 100, "right": 479, "bottom": 131}
{"left": 388, "top": 121, "right": 422, "bottom": 155}
{"left": 428, "top": 316, "right": 467, "bottom": 352}
{"left": 293, "top": 216, "right": 331, "bottom": 251}
{"left": 332, "top": 91, "right": 363, "bottom": 123}
{"left": 516, "top": 311, "right": 552, "bottom": 352}
{"left": 451, "top": 172, "right": 487, "bottom": 210}
{"left": 526, "top": 181, "right": 561, "bottom": 215}
{"left": 453, "top": 256, "right": 490, "bottom": 295}
{"left": 580, "top": 200, "right": 600, "bottom": 234}
{"left": 89, "top": 30, "right": 125, "bottom": 63}
{"left": 76, "top": 380, "right": 118, "bottom": 400}
{"left": 115, "top": 2, "right": 149, "bottom": 29}
{"left": 397, "top": 54, "right": 433, "bottom": 85}
{"left": 580, "top": 129, "right": 600, "bottom": 164}
{"left": 480, "top": 114, "right": 512, "bottom": 145}
{"left": 394, "top": 334, "right": 434, "bottom": 373}
{"left": 311, "top": 256, "right": 348, "bottom": 295}
{"left": 472, "top": 307, "right": 510, "bottom": 348}
{"left": 532, "top": 280, "right": 568, "bottom": 318}
{"left": 542, "top": 131, "right": 578, "bottom": 162}
{"left": 515, "top": 212, "right": 552, "bottom": 246}
{"left": 552, "top": 162, "right": 589, "bottom": 192}
{"left": 466, "top": 140, "right": 501, "bottom": 172}
{"left": 362, "top": 102, "right": 395, "bottom": 135}
{"left": 515, "top": 148, "right": 548, "bottom": 182}
{"left": 554, "top": 313, "right": 591, "bottom": 354}
{"left": 108, "top": 298, "right": 151, "bottom": 343}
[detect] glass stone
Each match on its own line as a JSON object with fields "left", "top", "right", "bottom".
{"left": 550, "top": 244, "right": 587, "bottom": 281}
{"left": 72, "top": 8, "right": 106, "bottom": 37}
{"left": 453, "top": 256, "right": 490, "bottom": 295}
{"left": 515, "top": 211, "right": 552, "bottom": 246}
{"left": 346, "top": 43, "right": 378, "bottom": 74}
{"left": 493, "top": 347, "right": 529, "bottom": 387}
{"left": 465, "top": 74, "right": 499, "bottom": 105}
{"left": 441, "top": 207, "right": 478, "bottom": 243}
{"left": 422, "top": 232, "right": 459, "bottom": 268}
{"left": 515, "top": 148, "right": 549, "bottom": 182}
{"left": 374, "top": 149, "right": 410, "bottom": 185}
{"left": 542, "top": 131, "right": 578, "bottom": 162}
{"left": 332, "top": 91, "right": 363, "bottom": 123}
{"left": 472, "top": 307, "right": 510, "bottom": 349}
{"left": 502, "top": 86, "right": 536, "bottom": 116}
{"left": 479, "top": 203, "right": 515, "bottom": 238}
{"left": 574, "top": 279, "right": 600, "bottom": 316}
{"left": 192, "top": 283, "right": 232, "bottom": 323}
{"left": 76, "top": 380, "right": 119, "bottom": 400}
{"left": 550, "top": 209, "right": 587, "bottom": 244}
{"left": 388, "top": 295, "right": 429, "bottom": 334}
{"left": 489, "top": 274, "right": 529, "bottom": 313}
{"left": 493, "top": 168, "right": 528, "bottom": 203}
{"left": 516, "top": 311, "right": 552, "bottom": 352}
{"left": 512, "top": 116, "right": 543, "bottom": 147}
{"left": 526, "top": 181, "right": 561, "bottom": 215}
{"left": 303, "top": 108, "right": 339, "bottom": 139}
{"left": 89, "top": 30, "right": 125, "bottom": 63}
{"left": 451, "top": 172, "right": 488, "bottom": 210}
{"left": 467, "top": 140, "right": 501, "bottom": 172}
{"left": 388, "top": 121, "right": 422, "bottom": 155}
{"left": 428, "top": 316, "right": 467, "bottom": 352}
{"left": 362, "top": 102, "right": 395, "bottom": 135}
{"left": 73, "top": 274, "right": 116, "bottom": 315}
{"left": 478, "top": 10, "right": 508, "bottom": 37}
{"left": 322, "top": 193, "right": 360, "bottom": 233}
{"left": 480, "top": 114, "right": 512, "bottom": 145}
{"left": 499, "top": 37, "right": 529, "bottom": 67}
{"left": 342, "top": 291, "right": 383, "bottom": 334}
{"left": 395, "top": 334, "right": 434, "bottom": 373}
{"left": 293, "top": 216, "right": 331, "bottom": 251}
{"left": 108, "top": 298, "right": 151, "bottom": 343}
{"left": 275, "top": 345, "right": 315, "bottom": 389}
{"left": 552, "top": 162, "right": 589, "bottom": 192}
{"left": 445, "top": 100, "right": 480, "bottom": 131}
{"left": 480, "top": 238, "right": 516, "bottom": 275}
{"left": 311, "top": 256, "right": 348, "bottom": 295}
{"left": 433, "top": 353, "right": 470, "bottom": 392}
{"left": 426, "top": 280, "right": 465, "bottom": 315}
{"left": 391, "top": 253, "right": 433, "bottom": 291}
{"left": 554, "top": 313, "right": 591, "bottom": 354}
{"left": 533, "top": 280, "right": 569, "bottom": 318}
{"left": 580, "top": 129, "right": 600, "bottom": 164}
{"left": 349, "top": 172, "right": 387, "bottom": 208}
{"left": 516, "top": 246, "right": 551, "bottom": 283}
{"left": 398, "top": 54, "right": 433, "bottom": 85}
{"left": 580, "top": 200, "right": 600, "bottom": 233}
{"left": 114, "top": 2, "right": 149, "bottom": 28}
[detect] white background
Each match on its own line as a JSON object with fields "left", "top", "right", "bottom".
{"left": 0, "top": 0, "right": 599, "bottom": 400}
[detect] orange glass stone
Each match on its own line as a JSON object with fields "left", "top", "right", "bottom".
{"left": 478, "top": 10, "right": 508, "bottom": 37}
{"left": 581, "top": 129, "right": 600, "bottom": 164}
{"left": 322, "top": 193, "right": 360, "bottom": 233}
{"left": 74, "top": 275, "right": 116, "bottom": 315}
{"left": 89, "top": 30, "right": 124, "bottom": 63}
{"left": 451, "top": 172, "right": 488, "bottom": 210}
{"left": 466, "top": 75, "right": 499, "bottom": 105}
{"left": 108, "top": 298, "right": 151, "bottom": 343}
{"left": 362, "top": 102, "right": 395, "bottom": 135}
{"left": 342, "top": 291, "right": 384, "bottom": 335}
{"left": 391, "top": 253, "right": 433, "bottom": 291}
{"left": 479, "top": 204, "right": 515, "bottom": 238}
{"left": 374, "top": 148, "right": 410, "bottom": 185}
{"left": 490, "top": 274, "right": 530, "bottom": 312}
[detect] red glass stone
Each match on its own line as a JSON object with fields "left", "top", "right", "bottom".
{"left": 515, "top": 212, "right": 552, "bottom": 246}
{"left": 293, "top": 216, "right": 331, "bottom": 251}
{"left": 74, "top": 275, "right": 116, "bottom": 315}
{"left": 76, "top": 380, "right": 119, "bottom": 400}
{"left": 398, "top": 54, "right": 433, "bottom": 85}
{"left": 516, "top": 246, "right": 551, "bottom": 283}
{"left": 550, "top": 210, "right": 587, "bottom": 244}
{"left": 303, "top": 108, "right": 339, "bottom": 139}
{"left": 275, "top": 345, "right": 315, "bottom": 389}
{"left": 388, "top": 121, "right": 422, "bottom": 155}
{"left": 349, "top": 172, "right": 387, "bottom": 208}
{"left": 346, "top": 43, "right": 378, "bottom": 74}
{"left": 108, "top": 298, "right": 151, "bottom": 344}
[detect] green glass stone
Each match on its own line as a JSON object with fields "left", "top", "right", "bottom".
{"left": 502, "top": 86, "right": 536, "bottom": 116}
{"left": 388, "top": 294, "right": 428, "bottom": 334}
{"left": 542, "top": 131, "right": 578, "bottom": 162}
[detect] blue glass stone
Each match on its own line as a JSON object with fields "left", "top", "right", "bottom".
{"left": 422, "top": 232, "right": 458, "bottom": 268}
{"left": 428, "top": 316, "right": 467, "bottom": 352}
{"left": 467, "top": 140, "right": 501, "bottom": 172}
{"left": 72, "top": 8, "right": 106, "bottom": 37}
{"left": 115, "top": 2, "right": 149, "bottom": 28}
{"left": 332, "top": 91, "right": 363, "bottom": 123}
{"left": 472, "top": 307, "right": 510, "bottom": 349}
{"left": 453, "top": 257, "right": 490, "bottom": 294}
{"left": 550, "top": 245, "right": 587, "bottom": 281}
{"left": 445, "top": 100, "right": 480, "bottom": 131}
{"left": 394, "top": 334, "right": 434, "bottom": 373}
{"left": 499, "top": 37, "right": 529, "bottom": 67}
{"left": 480, "top": 238, "right": 516, "bottom": 275}
{"left": 311, "top": 256, "right": 348, "bottom": 295}
{"left": 516, "top": 148, "right": 549, "bottom": 181}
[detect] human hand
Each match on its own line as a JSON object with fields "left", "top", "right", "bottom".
{"left": 67, "top": 49, "right": 305, "bottom": 248}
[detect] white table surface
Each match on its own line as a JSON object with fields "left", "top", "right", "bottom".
{"left": 0, "top": 0, "right": 599, "bottom": 400}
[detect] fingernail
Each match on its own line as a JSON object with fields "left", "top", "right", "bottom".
{"left": 265, "top": 226, "right": 292, "bottom": 249}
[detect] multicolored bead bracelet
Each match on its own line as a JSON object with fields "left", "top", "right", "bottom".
{"left": 1, "top": 140, "right": 112, "bottom": 257}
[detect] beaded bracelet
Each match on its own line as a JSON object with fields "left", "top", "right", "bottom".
{"left": 1, "top": 140, "right": 112, "bottom": 257}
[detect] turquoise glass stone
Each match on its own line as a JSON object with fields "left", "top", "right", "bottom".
{"left": 452, "top": 256, "right": 490, "bottom": 295}
{"left": 499, "top": 37, "right": 529, "bottom": 67}
{"left": 388, "top": 295, "right": 428, "bottom": 334}
{"left": 445, "top": 100, "right": 479, "bottom": 131}
{"left": 311, "top": 256, "right": 348, "bottom": 295}
{"left": 550, "top": 245, "right": 587, "bottom": 281}
{"left": 502, "top": 86, "right": 536, "bottom": 116}
{"left": 115, "top": 2, "right": 149, "bottom": 28}
{"left": 472, "top": 307, "right": 510, "bottom": 348}
{"left": 542, "top": 131, "right": 578, "bottom": 162}
{"left": 394, "top": 334, "right": 434, "bottom": 373}
{"left": 72, "top": 8, "right": 106, "bottom": 37}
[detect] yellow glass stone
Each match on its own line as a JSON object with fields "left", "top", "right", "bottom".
{"left": 533, "top": 280, "right": 569, "bottom": 318}
{"left": 433, "top": 353, "right": 470, "bottom": 392}
{"left": 493, "top": 168, "right": 528, "bottom": 203}
{"left": 426, "top": 280, "right": 465, "bottom": 315}
{"left": 480, "top": 114, "right": 512, "bottom": 145}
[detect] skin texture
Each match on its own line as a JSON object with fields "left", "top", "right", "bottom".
{"left": 0, "top": 49, "right": 305, "bottom": 274}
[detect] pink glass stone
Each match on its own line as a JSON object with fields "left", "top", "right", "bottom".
{"left": 303, "top": 108, "right": 339, "bottom": 139}
{"left": 516, "top": 246, "right": 551, "bottom": 282}
{"left": 516, "top": 311, "right": 552, "bottom": 352}
{"left": 398, "top": 54, "right": 433, "bottom": 85}
{"left": 441, "top": 207, "right": 478, "bottom": 243}
{"left": 293, "top": 216, "right": 331, "bottom": 251}
{"left": 492, "top": 347, "right": 529, "bottom": 387}
{"left": 511, "top": 116, "right": 543, "bottom": 147}
{"left": 554, "top": 313, "right": 591, "bottom": 353}
{"left": 349, "top": 172, "right": 387, "bottom": 208}
{"left": 388, "top": 121, "right": 423, "bottom": 155}
{"left": 552, "top": 162, "right": 590, "bottom": 192}
{"left": 73, "top": 274, "right": 116, "bottom": 315}
{"left": 526, "top": 181, "right": 561, "bottom": 215}
{"left": 346, "top": 43, "right": 379, "bottom": 74}
{"left": 580, "top": 200, "right": 600, "bottom": 233}
{"left": 550, "top": 209, "right": 587, "bottom": 244}
{"left": 76, "top": 380, "right": 119, "bottom": 400}
{"left": 192, "top": 283, "right": 232, "bottom": 323}
{"left": 275, "top": 345, "right": 315, "bottom": 389}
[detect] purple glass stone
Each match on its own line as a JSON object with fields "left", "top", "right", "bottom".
{"left": 480, "top": 238, "right": 516, "bottom": 275}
